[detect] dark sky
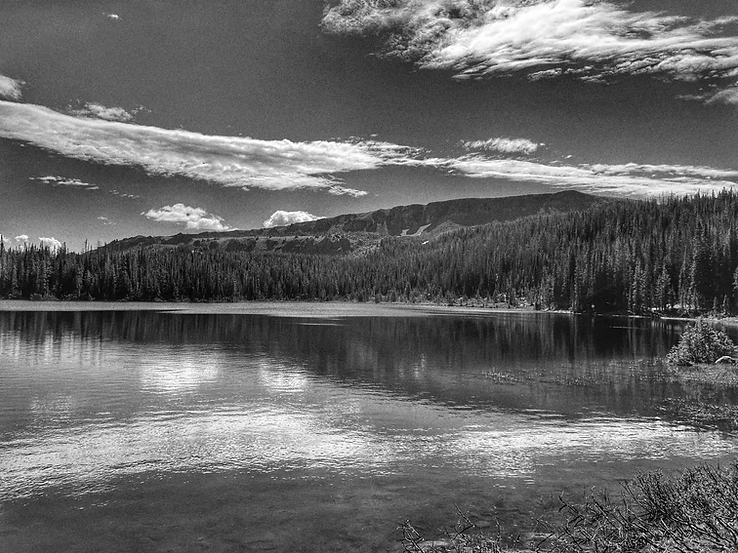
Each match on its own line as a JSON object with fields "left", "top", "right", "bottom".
{"left": 1, "top": 0, "right": 737, "bottom": 250}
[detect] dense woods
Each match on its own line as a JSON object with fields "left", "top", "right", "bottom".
{"left": 3, "top": 191, "right": 738, "bottom": 314}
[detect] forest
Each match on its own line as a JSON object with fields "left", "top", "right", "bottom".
{"left": 2, "top": 191, "right": 738, "bottom": 315}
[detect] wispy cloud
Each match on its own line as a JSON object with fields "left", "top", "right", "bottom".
{"left": 322, "top": 0, "right": 738, "bottom": 91}
{"left": 143, "top": 204, "right": 234, "bottom": 232}
{"left": 39, "top": 236, "right": 63, "bottom": 252}
{"left": 263, "top": 210, "right": 323, "bottom": 228}
{"left": 110, "top": 189, "right": 140, "bottom": 199}
{"left": 422, "top": 156, "right": 738, "bottom": 197}
{"left": 0, "top": 75, "right": 23, "bottom": 101}
{"left": 69, "top": 102, "right": 135, "bottom": 122}
{"left": 461, "top": 137, "right": 541, "bottom": 155}
{"left": 3, "top": 98, "right": 735, "bottom": 200}
{"left": 31, "top": 176, "right": 100, "bottom": 190}
{"left": 0, "top": 101, "right": 397, "bottom": 195}
{"left": 97, "top": 216, "right": 115, "bottom": 226}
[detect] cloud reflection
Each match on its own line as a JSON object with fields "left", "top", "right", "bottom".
{"left": 3, "top": 399, "right": 735, "bottom": 502}
{"left": 447, "top": 418, "right": 736, "bottom": 479}
{"left": 256, "top": 360, "right": 310, "bottom": 394}
{"left": 138, "top": 351, "right": 222, "bottom": 394}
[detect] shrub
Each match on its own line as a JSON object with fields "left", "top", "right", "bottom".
{"left": 665, "top": 319, "right": 737, "bottom": 366}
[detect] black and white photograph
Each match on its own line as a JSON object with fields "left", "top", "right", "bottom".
{"left": 1, "top": 1, "right": 738, "bottom": 551}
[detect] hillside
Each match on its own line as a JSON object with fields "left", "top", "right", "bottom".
{"left": 104, "top": 190, "right": 608, "bottom": 255}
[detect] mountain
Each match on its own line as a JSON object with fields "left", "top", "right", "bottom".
{"left": 105, "top": 190, "right": 611, "bottom": 254}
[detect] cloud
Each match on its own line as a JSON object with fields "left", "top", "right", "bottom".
{"left": 1, "top": 235, "right": 12, "bottom": 246}
{"left": 70, "top": 102, "right": 135, "bottom": 122}
{"left": 707, "top": 87, "right": 738, "bottom": 105}
{"left": 678, "top": 85, "right": 738, "bottom": 105}
{"left": 3, "top": 97, "right": 735, "bottom": 200}
{"left": 110, "top": 189, "right": 140, "bottom": 199}
{"left": 461, "top": 137, "right": 541, "bottom": 155}
{"left": 15, "top": 235, "right": 28, "bottom": 243}
{"left": 326, "top": 184, "right": 367, "bottom": 197}
{"left": 263, "top": 210, "right": 324, "bottom": 228}
{"left": 97, "top": 216, "right": 115, "bottom": 226}
{"left": 0, "top": 101, "right": 406, "bottom": 195}
{"left": 0, "top": 75, "right": 23, "bottom": 101}
{"left": 30, "top": 176, "right": 100, "bottom": 190}
{"left": 419, "top": 156, "right": 738, "bottom": 197}
{"left": 104, "top": 12, "right": 120, "bottom": 20}
{"left": 322, "top": 0, "right": 738, "bottom": 90}
{"left": 39, "top": 236, "right": 63, "bottom": 252}
{"left": 143, "top": 204, "right": 234, "bottom": 232}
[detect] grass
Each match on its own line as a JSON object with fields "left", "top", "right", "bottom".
{"left": 402, "top": 462, "right": 738, "bottom": 553}
{"left": 549, "top": 462, "right": 738, "bottom": 553}
{"left": 398, "top": 506, "right": 507, "bottom": 553}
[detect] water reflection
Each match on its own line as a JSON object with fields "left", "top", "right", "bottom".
{"left": 0, "top": 309, "right": 736, "bottom": 519}
{"left": 138, "top": 349, "right": 223, "bottom": 394}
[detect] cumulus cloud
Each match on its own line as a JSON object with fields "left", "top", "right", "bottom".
{"left": 104, "top": 12, "right": 120, "bottom": 20}
{"left": 70, "top": 102, "right": 135, "bottom": 122}
{"left": 707, "top": 87, "right": 738, "bottom": 105}
{"left": 322, "top": 0, "right": 738, "bottom": 91}
{"left": 0, "top": 75, "right": 23, "bottom": 101}
{"left": 143, "top": 204, "right": 234, "bottom": 232}
{"left": 678, "top": 85, "right": 738, "bottom": 105}
{"left": 263, "top": 210, "right": 324, "bottom": 228}
{"left": 0, "top": 101, "right": 412, "bottom": 195}
{"left": 31, "top": 176, "right": 100, "bottom": 190}
{"left": 39, "top": 236, "right": 63, "bottom": 252}
{"left": 15, "top": 235, "right": 28, "bottom": 243}
{"left": 461, "top": 137, "right": 541, "bottom": 155}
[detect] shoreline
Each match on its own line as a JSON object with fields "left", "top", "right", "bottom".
{"left": 0, "top": 297, "right": 728, "bottom": 325}
{"left": 0, "top": 298, "right": 576, "bottom": 318}
{"left": 3, "top": 298, "right": 734, "bottom": 326}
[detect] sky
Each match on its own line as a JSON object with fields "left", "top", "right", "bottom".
{"left": 1, "top": 0, "right": 737, "bottom": 251}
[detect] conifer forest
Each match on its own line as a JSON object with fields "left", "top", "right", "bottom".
{"left": 3, "top": 191, "right": 738, "bottom": 315}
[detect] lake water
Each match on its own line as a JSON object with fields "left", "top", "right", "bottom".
{"left": 1, "top": 303, "right": 737, "bottom": 552}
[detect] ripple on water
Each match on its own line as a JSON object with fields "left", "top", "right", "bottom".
{"left": 0, "top": 309, "right": 736, "bottom": 553}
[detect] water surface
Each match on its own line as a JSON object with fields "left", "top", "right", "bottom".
{"left": 0, "top": 305, "right": 736, "bottom": 552}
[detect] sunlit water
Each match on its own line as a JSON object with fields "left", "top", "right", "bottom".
{"left": 0, "top": 305, "right": 736, "bottom": 552}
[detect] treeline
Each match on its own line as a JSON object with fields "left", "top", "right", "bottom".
{"left": 3, "top": 191, "right": 738, "bottom": 314}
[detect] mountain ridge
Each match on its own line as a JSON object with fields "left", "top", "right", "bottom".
{"left": 106, "top": 190, "right": 612, "bottom": 254}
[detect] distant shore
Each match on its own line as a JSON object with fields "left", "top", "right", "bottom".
{"left": 0, "top": 299, "right": 577, "bottom": 318}
{"left": 0, "top": 299, "right": 723, "bottom": 324}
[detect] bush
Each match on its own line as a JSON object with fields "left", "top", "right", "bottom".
{"left": 665, "top": 319, "right": 737, "bottom": 366}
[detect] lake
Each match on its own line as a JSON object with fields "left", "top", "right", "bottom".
{"left": 1, "top": 303, "right": 737, "bottom": 552}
